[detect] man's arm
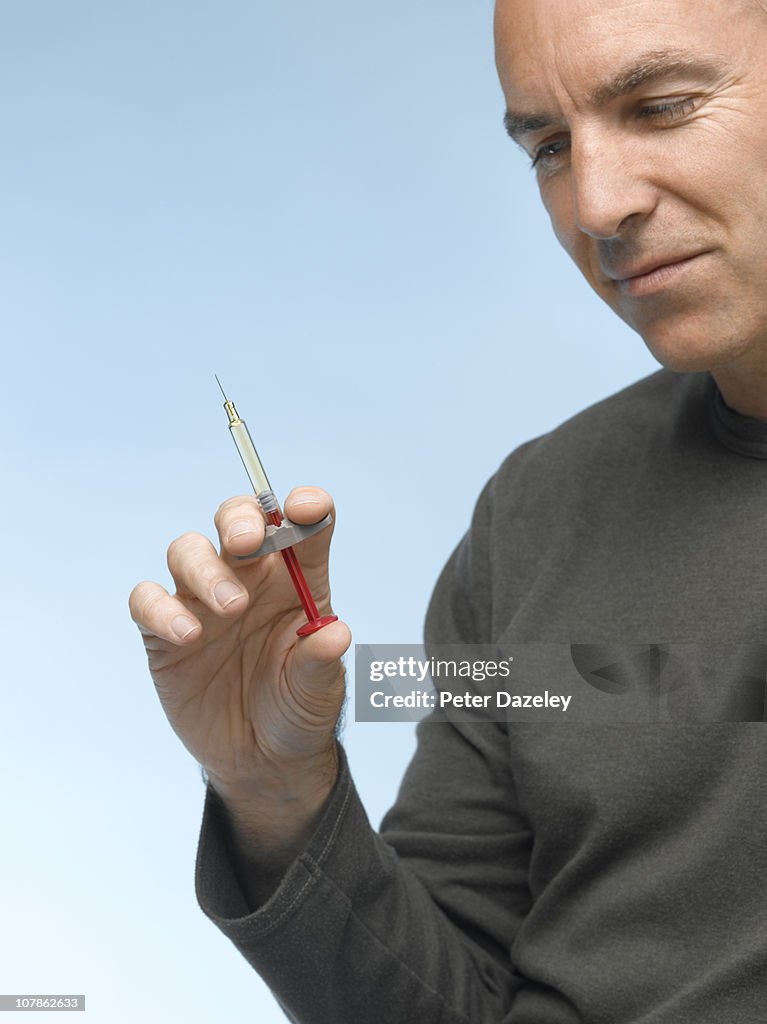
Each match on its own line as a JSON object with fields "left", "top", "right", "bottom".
{"left": 196, "top": 736, "right": 526, "bottom": 1023}
{"left": 194, "top": 471, "right": 535, "bottom": 1022}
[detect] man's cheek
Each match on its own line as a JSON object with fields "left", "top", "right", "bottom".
{"left": 544, "top": 192, "right": 577, "bottom": 256}
{"left": 542, "top": 190, "right": 610, "bottom": 303}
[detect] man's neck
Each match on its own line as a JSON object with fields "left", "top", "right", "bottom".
{"left": 710, "top": 363, "right": 767, "bottom": 422}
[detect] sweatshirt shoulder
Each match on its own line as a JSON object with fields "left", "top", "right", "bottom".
{"left": 481, "top": 369, "right": 710, "bottom": 514}
{"left": 500, "top": 369, "right": 704, "bottom": 475}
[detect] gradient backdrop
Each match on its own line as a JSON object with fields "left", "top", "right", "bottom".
{"left": 0, "top": 1, "right": 657, "bottom": 1021}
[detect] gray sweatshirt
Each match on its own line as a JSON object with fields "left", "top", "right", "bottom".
{"left": 196, "top": 368, "right": 767, "bottom": 1023}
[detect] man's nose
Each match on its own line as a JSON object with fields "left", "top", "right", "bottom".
{"left": 570, "top": 133, "right": 657, "bottom": 240}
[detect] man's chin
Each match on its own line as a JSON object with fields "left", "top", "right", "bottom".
{"left": 629, "top": 314, "right": 756, "bottom": 374}
{"left": 642, "top": 339, "right": 723, "bottom": 373}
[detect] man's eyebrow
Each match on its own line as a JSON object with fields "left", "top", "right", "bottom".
{"left": 589, "top": 49, "right": 729, "bottom": 106}
{"left": 503, "top": 111, "right": 559, "bottom": 144}
{"left": 503, "top": 49, "right": 728, "bottom": 144}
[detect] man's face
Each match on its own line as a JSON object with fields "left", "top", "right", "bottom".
{"left": 494, "top": 0, "right": 767, "bottom": 373}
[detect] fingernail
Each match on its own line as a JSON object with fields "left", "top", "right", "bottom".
{"left": 214, "top": 580, "right": 246, "bottom": 609}
{"left": 172, "top": 615, "right": 199, "bottom": 641}
{"left": 226, "top": 520, "right": 260, "bottom": 543}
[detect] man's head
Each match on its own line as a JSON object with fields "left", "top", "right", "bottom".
{"left": 495, "top": 0, "right": 767, "bottom": 378}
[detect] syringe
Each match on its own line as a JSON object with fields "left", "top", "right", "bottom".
{"left": 215, "top": 376, "right": 338, "bottom": 637}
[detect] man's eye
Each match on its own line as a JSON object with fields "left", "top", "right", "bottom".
{"left": 530, "top": 139, "right": 570, "bottom": 170}
{"left": 637, "top": 97, "right": 698, "bottom": 122}
{"left": 528, "top": 97, "right": 698, "bottom": 171}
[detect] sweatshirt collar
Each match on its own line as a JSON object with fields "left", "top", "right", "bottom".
{"left": 708, "top": 373, "right": 767, "bottom": 459}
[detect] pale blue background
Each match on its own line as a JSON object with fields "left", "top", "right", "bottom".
{"left": 0, "top": 1, "right": 657, "bottom": 1021}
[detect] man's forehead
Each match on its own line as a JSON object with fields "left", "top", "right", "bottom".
{"left": 494, "top": 0, "right": 754, "bottom": 100}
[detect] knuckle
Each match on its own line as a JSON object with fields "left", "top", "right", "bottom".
{"left": 285, "top": 486, "right": 335, "bottom": 517}
{"left": 215, "top": 495, "right": 261, "bottom": 521}
{"left": 129, "top": 582, "right": 163, "bottom": 622}
{"left": 287, "top": 485, "right": 331, "bottom": 501}
{"left": 141, "top": 592, "right": 167, "bottom": 620}
{"left": 128, "top": 581, "right": 149, "bottom": 618}
{"left": 167, "top": 531, "right": 203, "bottom": 566}
{"left": 215, "top": 500, "right": 263, "bottom": 531}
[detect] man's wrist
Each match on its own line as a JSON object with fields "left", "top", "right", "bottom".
{"left": 206, "top": 743, "right": 340, "bottom": 814}
{"left": 206, "top": 745, "right": 340, "bottom": 867}
{"left": 206, "top": 749, "right": 341, "bottom": 910}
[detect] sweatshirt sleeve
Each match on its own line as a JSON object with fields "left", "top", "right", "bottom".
{"left": 195, "top": 472, "right": 534, "bottom": 1023}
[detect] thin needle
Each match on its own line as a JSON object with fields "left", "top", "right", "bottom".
{"left": 215, "top": 382, "right": 339, "bottom": 637}
{"left": 214, "top": 374, "right": 228, "bottom": 402}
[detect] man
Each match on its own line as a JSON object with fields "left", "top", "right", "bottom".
{"left": 130, "top": 0, "right": 767, "bottom": 1020}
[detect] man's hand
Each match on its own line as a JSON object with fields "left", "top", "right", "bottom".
{"left": 129, "top": 486, "right": 351, "bottom": 888}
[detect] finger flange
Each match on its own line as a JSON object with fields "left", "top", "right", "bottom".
{"left": 233, "top": 512, "right": 334, "bottom": 561}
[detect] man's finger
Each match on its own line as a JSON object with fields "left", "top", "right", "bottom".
{"left": 289, "top": 618, "right": 352, "bottom": 710}
{"left": 129, "top": 580, "right": 203, "bottom": 645}
{"left": 281, "top": 487, "right": 336, "bottom": 572}
{"left": 166, "top": 532, "right": 250, "bottom": 616}
{"left": 214, "top": 495, "right": 267, "bottom": 559}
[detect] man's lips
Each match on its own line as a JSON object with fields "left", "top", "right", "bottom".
{"left": 603, "top": 252, "right": 710, "bottom": 297}
{"left": 606, "top": 253, "right": 706, "bottom": 282}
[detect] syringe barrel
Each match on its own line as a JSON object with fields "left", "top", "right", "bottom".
{"left": 229, "top": 418, "right": 273, "bottom": 497}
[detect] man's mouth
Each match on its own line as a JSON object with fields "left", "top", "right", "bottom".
{"left": 605, "top": 253, "right": 709, "bottom": 297}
